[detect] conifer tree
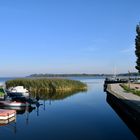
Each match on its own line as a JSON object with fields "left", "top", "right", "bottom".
{"left": 135, "top": 23, "right": 140, "bottom": 72}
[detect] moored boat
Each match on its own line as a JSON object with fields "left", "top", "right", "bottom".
{"left": 0, "top": 109, "right": 16, "bottom": 120}
{"left": 6, "top": 86, "right": 29, "bottom": 97}
{"left": 0, "top": 100, "right": 30, "bottom": 107}
{"left": 0, "top": 105, "right": 36, "bottom": 115}
{"left": 0, "top": 116, "right": 16, "bottom": 126}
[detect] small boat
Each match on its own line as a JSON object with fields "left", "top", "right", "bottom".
{"left": 7, "top": 86, "right": 29, "bottom": 97}
{"left": 0, "top": 100, "right": 30, "bottom": 107}
{"left": 0, "top": 109, "right": 16, "bottom": 120}
{"left": 0, "top": 105, "right": 36, "bottom": 115}
{"left": 0, "top": 116, "right": 16, "bottom": 126}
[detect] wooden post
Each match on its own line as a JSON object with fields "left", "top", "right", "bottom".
{"left": 128, "top": 71, "right": 131, "bottom": 89}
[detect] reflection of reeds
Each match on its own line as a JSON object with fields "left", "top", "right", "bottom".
{"left": 31, "top": 89, "right": 86, "bottom": 100}
{"left": 5, "top": 78, "right": 87, "bottom": 99}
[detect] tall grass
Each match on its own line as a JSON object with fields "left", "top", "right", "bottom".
{"left": 5, "top": 78, "right": 87, "bottom": 95}
{"left": 120, "top": 83, "right": 140, "bottom": 96}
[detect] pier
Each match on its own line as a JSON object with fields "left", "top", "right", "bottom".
{"left": 106, "top": 83, "right": 140, "bottom": 122}
{"left": 106, "top": 93, "right": 140, "bottom": 139}
{"left": 104, "top": 78, "right": 128, "bottom": 91}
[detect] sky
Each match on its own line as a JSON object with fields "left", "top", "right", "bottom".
{"left": 0, "top": 0, "right": 140, "bottom": 77}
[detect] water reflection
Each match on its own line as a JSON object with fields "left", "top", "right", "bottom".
{"left": 0, "top": 90, "right": 82, "bottom": 132}
{"left": 0, "top": 78, "right": 138, "bottom": 140}
{"left": 0, "top": 119, "right": 17, "bottom": 134}
{"left": 0, "top": 106, "right": 36, "bottom": 133}
{"left": 34, "top": 90, "right": 85, "bottom": 116}
{"left": 106, "top": 93, "right": 140, "bottom": 139}
{"left": 31, "top": 90, "right": 85, "bottom": 100}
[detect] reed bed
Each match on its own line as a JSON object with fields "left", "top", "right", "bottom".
{"left": 5, "top": 78, "right": 87, "bottom": 95}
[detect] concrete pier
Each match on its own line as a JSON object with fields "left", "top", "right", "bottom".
{"left": 106, "top": 83, "right": 140, "bottom": 121}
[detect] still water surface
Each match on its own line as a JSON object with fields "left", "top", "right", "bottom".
{"left": 0, "top": 78, "right": 137, "bottom": 140}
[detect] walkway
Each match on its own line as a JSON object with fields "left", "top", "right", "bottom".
{"left": 106, "top": 83, "right": 140, "bottom": 113}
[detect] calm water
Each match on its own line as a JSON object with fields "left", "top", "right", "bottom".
{"left": 0, "top": 77, "right": 137, "bottom": 140}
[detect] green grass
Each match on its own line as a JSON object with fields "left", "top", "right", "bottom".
{"left": 5, "top": 78, "right": 87, "bottom": 98}
{"left": 120, "top": 83, "right": 140, "bottom": 96}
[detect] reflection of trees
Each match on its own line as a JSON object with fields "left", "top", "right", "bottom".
{"left": 30, "top": 89, "right": 86, "bottom": 100}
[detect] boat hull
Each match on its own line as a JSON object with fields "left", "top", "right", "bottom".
{"left": 0, "top": 109, "right": 16, "bottom": 120}
{"left": 0, "top": 101, "right": 30, "bottom": 107}
{"left": 7, "top": 91, "right": 29, "bottom": 97}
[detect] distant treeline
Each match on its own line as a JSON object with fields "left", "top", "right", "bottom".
{"left": 5, "top": 78, "right": 87, "bottom": 95}
{"left": 28, "top": 73, "right": 112, "bottom": 77}
{"left": 28, "top": 73, "right": 140, "bottom": 78}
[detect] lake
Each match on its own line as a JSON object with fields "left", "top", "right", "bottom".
{"left": 0, "top": 77, "right": 137, "bottom": 140}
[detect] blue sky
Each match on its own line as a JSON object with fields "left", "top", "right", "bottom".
{"left": 0, "top": 0, "right": 140, "bottom": 76}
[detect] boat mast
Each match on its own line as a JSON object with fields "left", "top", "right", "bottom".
{"left": 113, "top": 65, "right": 117, "bottom": 79}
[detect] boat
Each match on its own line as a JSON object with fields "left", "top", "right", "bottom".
{"left": 0, "top": 105, "right": 36, "bottom": 115}
{"left": 0, "top": 109, "right": 16, "bottom": 120}
{"left": 1, "top": 86, "right": 38, "bottom": 106}
{"left": 6, "top": 86, "right": 29, "bottom": 97}
{"left": 0, "top": 116, "right": 16, "bottom": 126}
{"left": 0, "top": 100, "right": 30, "bottom": 107}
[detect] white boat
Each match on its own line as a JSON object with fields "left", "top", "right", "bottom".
{"left": 7, "top": 86, "right": 29, "bottom": 97}
{"left": 0, "top": 100, "right": 30, "bottom": 107}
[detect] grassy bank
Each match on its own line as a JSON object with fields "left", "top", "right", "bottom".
{"left": 120, "top": 83, "right": 140, "bottom": 96}
{"left": 5, "top": 78, "right": 87, "bottom": 95}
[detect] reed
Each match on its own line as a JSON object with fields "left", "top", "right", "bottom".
{"left": 5, "top": 78, "right": 87, "bottom": 95}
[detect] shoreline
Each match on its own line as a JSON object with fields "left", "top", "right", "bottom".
{"left": 106, "top": 83, "right": 140, "bottom": 121}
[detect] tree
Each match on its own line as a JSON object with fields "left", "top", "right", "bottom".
{"left": 135, "top": 23, "right": 140, "bottom": 72}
